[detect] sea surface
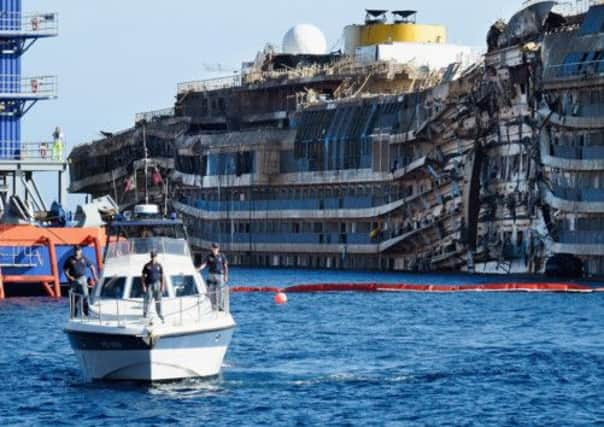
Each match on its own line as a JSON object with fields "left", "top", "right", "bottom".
{"left": 0, "top": 268, "right": 603, "bottom": 426}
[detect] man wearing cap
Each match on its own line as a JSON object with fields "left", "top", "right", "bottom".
{"left": 64, "top": 245, "right": 97, "bottom": 317}
{"left": 198, "top": 243, "right": 228, "bottom": 310}
{"left": 142, "top": 250, "right": 165, "bottom": 322}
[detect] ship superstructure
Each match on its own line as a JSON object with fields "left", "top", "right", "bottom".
{"left": 68, "top": 2, "right": 604, "bottom": 276}
{"left": 537, "top": 1, "right": 604, "bottom": 274}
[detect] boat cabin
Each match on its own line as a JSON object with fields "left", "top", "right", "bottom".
{"left": 94, "top": 207, "right": 205, "bottom": 303}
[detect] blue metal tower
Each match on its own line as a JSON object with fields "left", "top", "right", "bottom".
{"left": 0, "top": 0, "right": 62, "bottom": 209}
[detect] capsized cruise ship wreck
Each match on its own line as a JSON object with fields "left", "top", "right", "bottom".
{"left": 69, "top": 2, "right": 604, "bottom": 276}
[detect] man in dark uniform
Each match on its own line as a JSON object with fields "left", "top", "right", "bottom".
{"left": 142, "top": 250, "right": 165, "bottom": 322}
{"left": 199, "top": 243, "right": 228, "bottom": 310}
{"left": 64, "top": 245, "right": 98, "bottom": 317}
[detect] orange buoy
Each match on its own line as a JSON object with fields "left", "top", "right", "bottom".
{"left": 274, "top": 292, "right": 288, "bottom": 305}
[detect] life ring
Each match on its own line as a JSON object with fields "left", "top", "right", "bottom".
{"left": 31, "top": 17, "right": 39, "bottom": 31}
{"left": 30, "top": 79, "right": 39, "bottom": 94}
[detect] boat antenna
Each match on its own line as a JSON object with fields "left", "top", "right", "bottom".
{"left": 142, "top": 124, "right": 149, "bottom": 204}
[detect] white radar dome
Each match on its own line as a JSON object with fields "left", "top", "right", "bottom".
{"left": 282, "top": 24, "right": 328, "bottom": 55}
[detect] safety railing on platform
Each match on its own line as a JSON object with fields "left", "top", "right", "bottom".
{"left": 135, "top": 107, "right": 175, "bottom": 124}
{"left": 0, "top": 141, "right": 64, "bottom": 161}
{"left": 69, "top": 286, "right": 230, "bottom": 325}
{"left": 0, "top": 75, "right": 58, "bottom": 98}
{"left": 177, "top": 74, "right": 241, "bottom": 94}
{"left": 0, "top": 12, "right": 59, "bottom": 35}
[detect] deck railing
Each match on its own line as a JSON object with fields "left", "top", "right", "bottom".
{"left": 177, "top": 74, "right": 241, "bottom": 94}
{"left": 135, "top": 107, "right": 175, "bottom": 124}
{"left": 544, "top": 60, "right": 604, "bottom": 81}
{"left": 69, "top": 286, "right": 230, "bottom": 325}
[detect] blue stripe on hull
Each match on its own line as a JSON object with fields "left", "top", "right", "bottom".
{"left": 66, "top": 326, "right": 235, "bottom": 351}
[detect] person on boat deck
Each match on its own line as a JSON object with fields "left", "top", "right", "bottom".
{"left": 64, "top": 245, "right": 98, "bottom": 317}
{"left": 198, "top": 243, "right": 228, "bottom": 310}
{"left": 142, "top": 250, "right": 165, "bottom": 322}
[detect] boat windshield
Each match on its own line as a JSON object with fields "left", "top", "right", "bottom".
{"left": 107, "top": 221, "right": 186, "bottom": 240}
{"left": 130, "top": 276, "right": 168, "bottom": 298}
{"left": 106, "top": 237, "right": 190, "bottom": 259}
{"left": 172, "top": 275, "right": 199, "bottom": 297}
{"left": 99, "top": 277, "right": 127, "bottom": 299}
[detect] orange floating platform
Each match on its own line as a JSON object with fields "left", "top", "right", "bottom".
{"left": 0, "top": 225, "right": 106, "bottom": 299}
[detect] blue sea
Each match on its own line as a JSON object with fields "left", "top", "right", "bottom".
{"left": 0, "top": 268, "right": 603, "bottom": 426}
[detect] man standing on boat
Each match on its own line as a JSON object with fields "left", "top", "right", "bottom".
{"left": 198, "top": 243, "right": 228, "bottom": 310}
{"left": 142, "top": 250, "right": 165, "bottom": 322}
{"left": 64, "top": 245, "right": 97, "bottom": 317}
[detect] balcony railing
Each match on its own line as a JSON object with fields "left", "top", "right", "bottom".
{"left": 0, "top": 141, "right": 64, "bottom": 161}
{"left": 559, "top": 230, "right": 604, "bottom": 245}
{"left": 550, "top": 144, "right": 604, "bottom": 160}
{"left": 0, "top": 12, "right": 59, "bottom": 35}
{"left": 177, "top": 74, "right": 241, "bottom": 94}
{"left": 135, "top": 107, "right": 175, "bottom": 124}
{"left": 552, "top": 184, "right": 604, "bottom": 202}
{"left": 0, "top": 75, "right": 58, "bottom": 99}
{"left": 544, "top": 59, "right": 604, "bottom": 81}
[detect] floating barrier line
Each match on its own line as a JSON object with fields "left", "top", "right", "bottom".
{"left": 231, "top": 283, "right": 604, "bottom": 294}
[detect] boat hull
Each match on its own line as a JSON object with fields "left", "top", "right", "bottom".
{"left": 65, "top": 326, "right": 235, "bottom": 381}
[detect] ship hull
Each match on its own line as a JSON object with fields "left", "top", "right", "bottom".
{"left": 66, "top": 326, "right": 235, "bottom": 381}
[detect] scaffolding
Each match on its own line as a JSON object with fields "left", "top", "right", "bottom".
{"left": 0, "top": 2, "right": 65, "bottom": 211}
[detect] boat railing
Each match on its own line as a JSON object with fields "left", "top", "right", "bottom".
{"left": 68, "top": 290, "right": 87, "bottom": 321}
{"left": 69, "top": 286, "right": 230, "bottom": 326}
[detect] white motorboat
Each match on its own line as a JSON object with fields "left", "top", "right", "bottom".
{"left": 64, "top": 205, "right": 236, "bottom": 382}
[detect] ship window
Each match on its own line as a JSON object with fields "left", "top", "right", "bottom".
{"left": 559, "top": 52, "right": 585, "bottom": 77}
{"left": 100, "top": 277, "right": 127, "bottom": 299}
{"left": 579, "top": 5, "right": 604, "bottom": 35}
{"left": 172, "top": 275, "right": 198, "bottom": 297}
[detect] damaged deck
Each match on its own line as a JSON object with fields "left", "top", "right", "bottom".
{"left": 68, "top": 2, "right": 604, "bottom": 275}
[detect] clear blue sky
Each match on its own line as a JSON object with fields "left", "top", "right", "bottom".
{"left": 22, "top": 0, "right": 521, "bottom": 207}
